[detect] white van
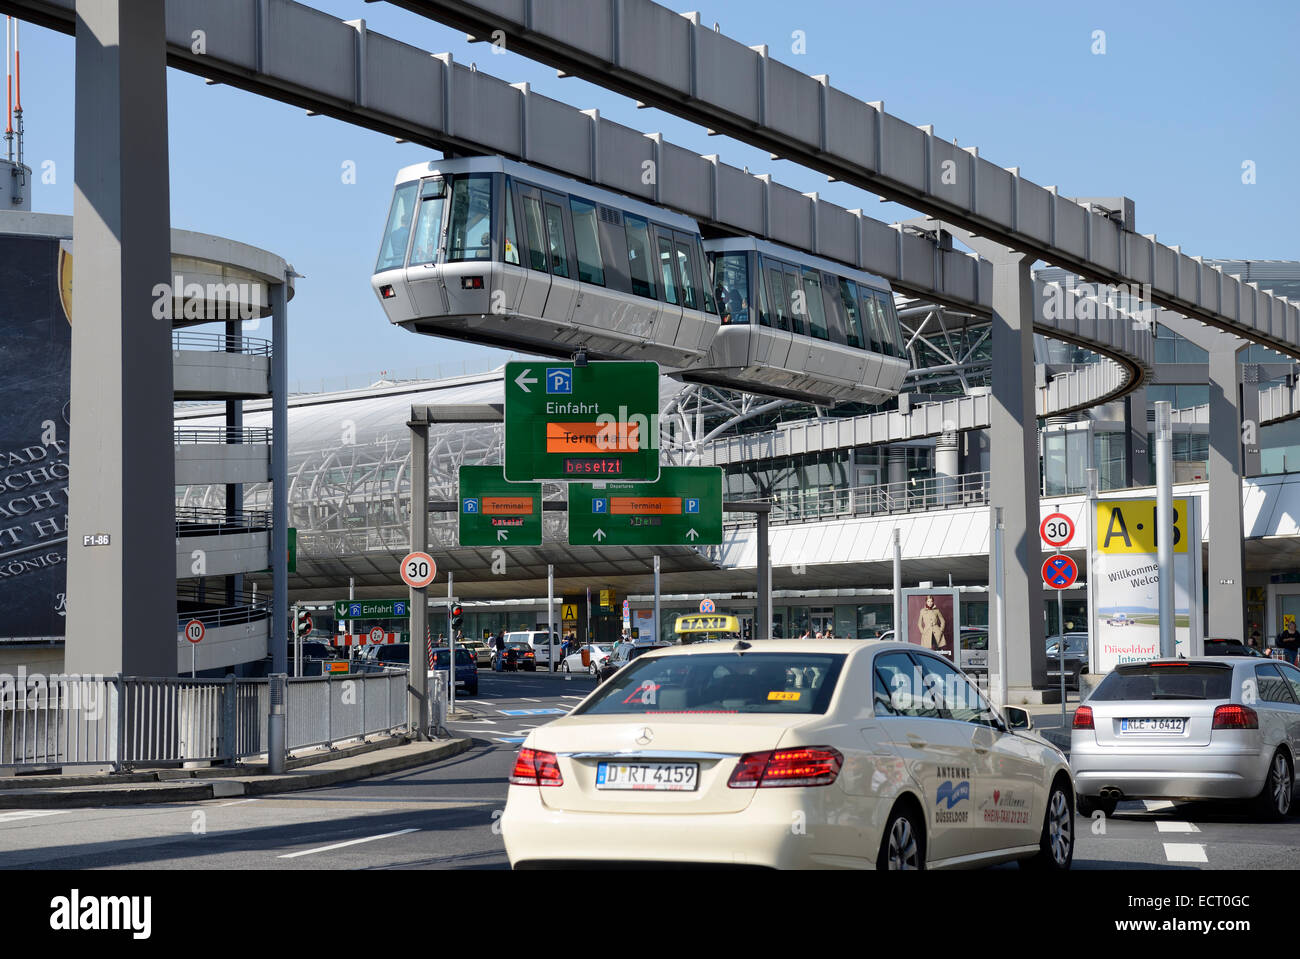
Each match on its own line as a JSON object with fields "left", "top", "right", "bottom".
{"left": 505, "top": 630, "right": 563, "bottom": 669}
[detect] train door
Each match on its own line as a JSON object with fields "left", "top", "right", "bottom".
{"left": 519, "top": 184, "right": 578, "bottom": 326}
{"left": 760, "top": 258, "right": 793, "bottom": 371}
{"left": 650, "top": 224, "right": 685, "bottom": 351}
{"left": 782, "top": 264, "right": 811, "bottom": 386}
{"left": 509, "top": 180, "right": 552, "bottom": 320}
{"left": 403, "top": 177, "right": 450, "bottom": 317}
{"left": 672, "top": 231, "right": 710, "bottom": 354}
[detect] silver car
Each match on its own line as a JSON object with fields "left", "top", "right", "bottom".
{"left": 1071, "top": 657, "right": 1300, "bottom": 820}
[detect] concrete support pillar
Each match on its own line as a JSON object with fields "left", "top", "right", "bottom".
{"left": 1207, "top": 343, "right": 1246, "bottom": 640}
{"left": 1124, "top": 386, "right": 1150, "bottom": 487}
{"left": 1241, "top": 367, "right": 1261, "bottom": 477}
{"left": 986, "top": 250, "right": 1046, "bottom": 693}
{"left": 887, "top": 446, "right": 907, "bottom": 486}
{"left": 65, "top": 0, "right": 174, "bottom": 676}
{"left": 224, "top": 319, "right": 244, "bottom": 605}
{"left": 935, "top": 430, "right": 958, "bottom": 505}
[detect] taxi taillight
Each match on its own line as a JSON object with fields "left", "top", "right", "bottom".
{"left": 727, "top": 747, "right": 842, "bottom": 788}
{"left": 509, "top": 747, "right": 563, "bottom": 787}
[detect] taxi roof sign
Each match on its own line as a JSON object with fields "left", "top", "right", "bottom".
{"left": 675, "top": 614, "right": 741, "bottom": 634}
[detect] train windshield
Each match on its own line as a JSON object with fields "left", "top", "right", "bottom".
{"left": 446, "top": 174, "right": 494, "bottom": 261}
{"left": 376, "top": 180, "right": 419, "bottom": 272}
{"left": 713, "top": 253, "right": 750, "bottom": 324}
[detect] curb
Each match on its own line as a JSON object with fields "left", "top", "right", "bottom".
{"left": 0, "top": 738, "right": 472, "bottom": 808}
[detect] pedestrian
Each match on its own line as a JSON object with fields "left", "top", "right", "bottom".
{"left": 1279, "top": 622, "right": 1300, "bottom": 664}
{"left": 1247, "top": 630, "right": 1262, "bottom": 652}
{"left": 493, "top": 629, "right": 505, "bottom": 672}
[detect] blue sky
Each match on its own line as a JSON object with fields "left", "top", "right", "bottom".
{"left": 9, "top": 0, "right": 1297, "bottom": 384}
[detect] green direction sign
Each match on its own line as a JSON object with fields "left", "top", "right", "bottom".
{"left": 504, "top": 360, "right": 661, "bottom": 482}
{"left": 458, "top": 465, "right": 542, "bottom": 546}
{"left": 568, "top": 466, "right": 723, "bottom": 547}
{"left": 334, "top": 599, "right": 409, "bottom": 619}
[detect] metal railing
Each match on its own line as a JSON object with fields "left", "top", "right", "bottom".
{"left": 173, "top": 426, "right": 272, "bottom": 445}
{"left": 176, "top": 506, "right": 272, "bottom": 535}
{"left": 175, "top": 586, "right": 270, "bottom": 631}
{"left": 723, "top": 471, "right": 991, "bottom": 527}
{"left": 0, "top": 672, "right": 409, "bottom": 770}
{"left": 172, "top": 330, "right": 273, "bottom": 356}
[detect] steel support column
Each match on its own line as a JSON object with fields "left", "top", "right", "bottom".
{"left": 65, "top": 0, "right": 174, "bottom": 676}
{"left": 408, "top": 414, "right": 429, "bottom": 737}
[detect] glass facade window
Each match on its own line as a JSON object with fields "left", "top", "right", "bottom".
{"left": 376, "top": 181, "right": 418, "bottom": 272}
{"left": 1154, "top": 323, "right": 1209, "bottom": 364}
{"left": 569, "top": 197, "right": 604, "bottom": 284}
{"left": 446, "top": 174, "right": 493, "bottom": 261}
{"left": 714, "top": 253, "right": 750, "bottom": 325}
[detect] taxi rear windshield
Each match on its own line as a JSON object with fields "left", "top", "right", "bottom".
{"left": 573, "top": 652, "right": 845, "bottom": 716}
{"left": 1089, "top": 664, "right": 1233, "bottom": 701}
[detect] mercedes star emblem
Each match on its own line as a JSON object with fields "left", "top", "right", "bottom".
{"left": 635, "top": 727, "right": 654, "bottom": 745}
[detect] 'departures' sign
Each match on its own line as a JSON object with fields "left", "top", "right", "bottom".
{"left": 1089, "top": 497, "right": 1203, "bottom": 672}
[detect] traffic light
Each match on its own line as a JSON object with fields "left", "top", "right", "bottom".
{"left": 296, "top": 608, "right": 312, "bottom": 637}
{"left": 451, "top": 604, "right": 464, "bottom": 634}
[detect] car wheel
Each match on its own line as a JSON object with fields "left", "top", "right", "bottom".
{"left": 587, "top": 663, "right": 597, "bottom": 676}
{"left": 1075, "top": 793, "right": 1117, "bottom": 818}
{"left": 877, "top": 804, "right": 924, "bottom": 870}
{"left": 1021, "top": 778, "right": 1074, "bottom": 870}
{"left": 1252, "top": 749, "right": 1293, "bottom": 821}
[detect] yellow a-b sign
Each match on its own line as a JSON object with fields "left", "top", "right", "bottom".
{"left": 561, "top": 604, "right": 578, "bottom": 622}
{"left": 1096, "top": 498, "right": 1189, "bottom": 554}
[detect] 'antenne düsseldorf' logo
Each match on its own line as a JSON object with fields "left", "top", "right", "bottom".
{"left": 936, "top": 779, "right": 971, "bottom": 809}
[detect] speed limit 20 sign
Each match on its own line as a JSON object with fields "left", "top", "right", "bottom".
{"left": 1040, "top": 512, "right": 1075, "bottom": 549}
{"left": 400, "top": 551, "right": 437, "bottom": 588}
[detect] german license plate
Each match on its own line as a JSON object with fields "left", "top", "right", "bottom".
{"left": 596, "top": 762, "right": 698, "bottom": 791}
{"left": 1120, "top": 717, "right": 1186, "bottom": 734}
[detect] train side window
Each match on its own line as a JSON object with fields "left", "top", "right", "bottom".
{"left": 765, "top": 265, "right": 789, "bottom": 331}
{"left": 522, "top": 195, "right": 548, "bottom": 273}
{"left": 713, "top": 253, "right": 750, "bottom": 325}
{"left": 838, "top": 278, "right": 864, "bottom": 348}
{"left": 407, "top": 185, "right": 446, "bottom": 268}
{"left": 624, "top": 214, "right": 657, "bottom": 299}
{"left": 502, "top": 181, "right": 520, "bottom": 265}
{"left": 543, "top": 202, "right": 571, "bottom": 278}
{"left": 875, "top": 291, "right": 904, "bottom": 357}
{"left": 569, "top": 197, "right": 604, "bottom": 285}
{"left": 695, "top": 238, "right": 717, "bottom": 314}
{"left": 799, "top": 270, "right": 829, "bottom": 340}
{"left": 783, "top": 266, "right": 807, "bottom": 336}
{"left": 859, "top": 289, "right": 887, "bottom": 354}
{"left": 656, "top": 234, "right": 680, "bottom": 305}
{"left": 446, "top": 174, "right": 493, "bottom": 261}
{"left": 674, "top": 240, "right": 699, "bottom": 310}
{"left": 820, "top": 271, "right": 847, "bottom": 344}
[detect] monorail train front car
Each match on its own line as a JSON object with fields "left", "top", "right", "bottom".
{"left": 372, "top": 156, "right": 911, "bottom": 407}
{"left": 372, "top": 156, "right": 718, "bottom": 370}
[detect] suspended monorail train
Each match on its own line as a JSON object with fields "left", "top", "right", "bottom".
{"left": 371, "top": 156, "right": 910, "bottom": 406}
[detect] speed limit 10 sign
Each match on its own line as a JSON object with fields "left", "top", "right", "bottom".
{"left": 1040, "top": 512, "right": 1075, "bottom": 549}
{"left": 400, "top": 551, "right": 437, "bottom": 588}
{"left": 184, "top": 619, "right": 205, "bottom": 644}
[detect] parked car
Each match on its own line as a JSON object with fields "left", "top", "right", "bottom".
{"left": 1072, "top": 657, "right": 1300, "bottom": 820}
{"left": 1044, "top": 633, "right": 1090, "bottom": 688}
{"left": 502, "top": 639, "right": 1073, "bottom": 869}
{"left": 461, "top": 640, "right": 494, "bottom": 668}
{"left": 561, "top": 644, "right": 614, "bottom": 676}
{"left": 506, "top": 630, "right": 563, "bottom": 670}
{"left": 431, "top": 646, "right": 478, "bottom": 696}
{"left": 1203, "top": 639, "right": 1266, "bottom": 658}
{"left": 356, "top": 643, "right": 411, "bottom": 672}
{"left": 867, "top": 627, "right": 989, "bottom": 675}
{"left": 498, "top": 641, "right": 537, "bottom": 672}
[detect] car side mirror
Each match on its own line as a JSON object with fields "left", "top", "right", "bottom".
{"left": 1003, "top": 706, "right": 1032, "bottom": 731}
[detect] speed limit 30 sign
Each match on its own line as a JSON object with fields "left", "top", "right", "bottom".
{"left": 400, "top": 551, "right": 437, "bottom": 588}
{"left": 1040, "top": 512, "right": 1075, "bottom": 549}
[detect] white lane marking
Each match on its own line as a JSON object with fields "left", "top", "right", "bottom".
{"left": 216, "top": 798, "right": 260, "bottom": 808}
{"left": 1163, "top": 842, "right": 1208, "bottom": 863}
{"left": 560, "top": 695, "right": 586, "bottom": 700}
{"left": 1155, "top": 820, "right": 1200, "bottom": 833}
{"left": 277, "top": 827, "right": 419, "bottom": 859}
{"left": 519, "top": 698, "right": 542, "bottom": 703}
{"left": 0, "top": 810, "right": 71, "bottom": 824}
{"left": 1143, "top": 800, "right": 1176, "bottom": 812}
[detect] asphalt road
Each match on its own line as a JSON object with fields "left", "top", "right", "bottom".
{"left": 2, "top": 669, "right": 1300, "bottom": 870}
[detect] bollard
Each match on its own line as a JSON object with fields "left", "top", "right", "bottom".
{"left": 268, "top": 672, "right": 286, "bottom": 774}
